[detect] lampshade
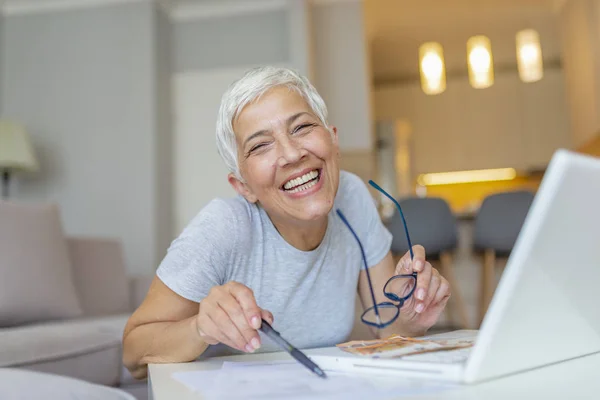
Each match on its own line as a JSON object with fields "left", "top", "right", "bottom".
{"left": 419, "top": 42, "right": 446, "bottom": 95}
{"left": 516, "top": 29, "right": 543, "bottom": 83}
{"left": 467, "top": 35, "right": 494, "bottom": 89}
{"left": 0, "top": 120, "right": 39, "bottom": 173}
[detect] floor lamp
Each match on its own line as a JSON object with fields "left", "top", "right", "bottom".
{"left": 0, "top": 120, "right": 39, "bottom": 199}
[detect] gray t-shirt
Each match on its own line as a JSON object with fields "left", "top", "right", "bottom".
{"left": 156, "top": 171, "right": 392, "bottom": 358}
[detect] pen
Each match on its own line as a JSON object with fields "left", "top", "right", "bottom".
{"left": 259, "top": 319, "right": 327, "bottom": 379}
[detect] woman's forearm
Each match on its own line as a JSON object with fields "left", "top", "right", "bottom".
{"left": 123, "top": 316, "right": 209, "bottom": 379}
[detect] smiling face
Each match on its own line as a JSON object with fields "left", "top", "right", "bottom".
{"left": 228, "top": 86, "right": 340, "bottom": 226}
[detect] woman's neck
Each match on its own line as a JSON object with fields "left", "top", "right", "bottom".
{"left": 268, "top": 212, "right": 329, "bottom": 251}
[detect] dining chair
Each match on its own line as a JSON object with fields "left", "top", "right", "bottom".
{"left": 473, "top": 190, "right": 535, "bottom": 325}
{"left": 385, "top": 197, "right": 470, "bottom": 329}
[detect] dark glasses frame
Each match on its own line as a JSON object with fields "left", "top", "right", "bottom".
{"left": 336, "top": 180, "right": 418, "bottom": 329}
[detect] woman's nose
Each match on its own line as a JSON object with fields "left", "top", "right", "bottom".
{"left": 277, "top": 136, "right": 306, "bottom": 167}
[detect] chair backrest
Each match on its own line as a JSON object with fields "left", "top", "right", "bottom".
{"left": 473, "top": 190, "right": 535, "bottom": 255}
{"left": 386, "top": 197, "right": 458, "bottom": 258}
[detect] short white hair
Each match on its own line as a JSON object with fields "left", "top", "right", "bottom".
{"left": 216, "top": 66, "right": 329, "bottom": 180}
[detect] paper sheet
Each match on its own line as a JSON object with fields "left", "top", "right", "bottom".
{"left": 172, "top": 361, "right": 455, "bottom": 400}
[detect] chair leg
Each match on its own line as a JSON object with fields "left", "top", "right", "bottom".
{"left": 439, "top": 252, "right": 470, "bottom": 329}
{"left": 479, "top": 249, "right": 496, "bottom": 326}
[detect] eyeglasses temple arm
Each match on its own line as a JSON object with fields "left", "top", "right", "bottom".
{"left": 368, "top": 180, "right": 414, "bottom": 260}
{"left": 336, "top": 209, "right": 381, "bottom": 322}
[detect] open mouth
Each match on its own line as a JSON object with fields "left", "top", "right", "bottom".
{"left": 281, "top": 169, "right": 321, "bottom": 194}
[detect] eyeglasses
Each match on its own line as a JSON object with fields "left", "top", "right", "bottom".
{"left": 336, "top": 180, "right": 417, "bottom": 329}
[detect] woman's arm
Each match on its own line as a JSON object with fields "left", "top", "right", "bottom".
{"left": 357, "top": 247, "right": 450, "bottom": 339}
{"left": 122, "top": 277, "right": 274, "bottom": 380}
{"left": 122, "top": 276, "right": 208, "bottom": 380}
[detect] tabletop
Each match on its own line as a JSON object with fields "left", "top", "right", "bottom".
{"left": 148, "top": 348, "right": 600, "bottom": 399}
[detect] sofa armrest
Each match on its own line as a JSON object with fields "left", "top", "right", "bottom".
{"left": 128, "top": 275, "right": 153, "bottom": 311}
{"left": 67, "top": 237, "right": 130, "bottom": 317}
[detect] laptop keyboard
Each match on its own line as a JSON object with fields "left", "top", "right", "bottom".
{"left": 400, "top": 347, "right": 472, "bottom": 364}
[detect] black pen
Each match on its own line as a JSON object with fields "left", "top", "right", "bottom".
{"left": 259, "top": 319, "right": 327, "bottom": 379}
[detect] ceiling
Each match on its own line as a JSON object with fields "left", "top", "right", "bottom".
{"left": 364, "top": 0, "right": 563, "bottom": 85}
{"left": 1, "top": 0, "right": 564, "bottom": 85}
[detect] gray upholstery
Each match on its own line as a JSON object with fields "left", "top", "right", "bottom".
{"left": 0, "top": 201, "right": 83, "bottom": 327}
{"left": 386, "top": 197, "right": 458, "bottom": 258}
{"left": 129, "top": 275, "right": 155, "bottom": 311}
{"left": 68, "top": 238, "right": 131, "bottom": 317}
{"left": 0, "top": 368, "right": 135, "bottom": 400}
{"left": 473, "top": 190, "right": 535, "bottom": 255}
{"left": 0, "top": 314, "right": 130, "bottom": 386}
{"left": 0, "top": 199, "right": 153, "bottom": 399}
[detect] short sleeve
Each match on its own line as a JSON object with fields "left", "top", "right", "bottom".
{"left": 336, "top": 172, "right": 393, "bottom": 267}
{"left": 156, "top": 199, "right": 237, "bottom": 302}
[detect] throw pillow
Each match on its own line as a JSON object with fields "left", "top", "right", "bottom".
{"left": 0, "top": 201, "right": 83, "bottom": 327}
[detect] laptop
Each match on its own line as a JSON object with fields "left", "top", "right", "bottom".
{"left": 309, "top": 149, "right": 600, "bottom": 384}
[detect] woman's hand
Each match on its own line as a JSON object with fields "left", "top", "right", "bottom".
{"left": 395, "top": 245, "right": 451, "bottom": 336}
{"left": 195, "top": 281, "right": 274, "bottom": 353}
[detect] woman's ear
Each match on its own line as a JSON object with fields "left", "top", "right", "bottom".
{"left": 330, "top": 126, "right": 340, "bottom": 158}
{"left": 228, "top": 173, "right": 258, "bottom": 203}
{"left": 330, "top": 126, "right": 338, "bottom": 145}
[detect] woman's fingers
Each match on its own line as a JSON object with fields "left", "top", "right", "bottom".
{"left": 196, "top": 281, "right": 266, "bottom": 353}
{"left": 196, "top": 317, "right": 220, "bottom": 345}
{"left": 211, "top": 305, "right": 249, "bottom": 352}
{"left": 411, "top": 245, "right": 427, "bottom": 272}
{"left": 422, "top": 270, "right": 441, "bottom": 311}
{"left": 218, "top": 294, "right": 261, "bottom": 351}
{"left": 413, "top": 262, "right": 432, "bottom": 312}
{"left": 197, "top": 311, "right": 229, "bottom": 347}
{"left": 394, "top": 245, "right": 427, "bottom": 275}
{"left": 261, "top": 309, "right": 274, "bottom": 325}
{"left": 432, "top": 276, "right": 451, "bottom": 305}
{"left": 228, "top": 282, "right": 262, "bottom": 329}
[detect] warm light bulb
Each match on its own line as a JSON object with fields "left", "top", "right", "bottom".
{"left": 519, "top": 44, "right": 539, "bottom": 63}
{"left": 516, "top": 29, "right": 543, "bottom": 83}
{"left": 419, "top": 42, "right": 446, "bottom": 95}
{"left": 422, "top": 52, "right": 444, "bottom": 79}
{"left": 469, "top": 47, "right": 491, "bottom": 72}
{"left": 467, "top": 36, "right": 494, "bottom": 89}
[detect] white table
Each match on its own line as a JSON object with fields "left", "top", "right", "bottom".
{"left": 149, "top": 349, "right": 600, "bottom": 399}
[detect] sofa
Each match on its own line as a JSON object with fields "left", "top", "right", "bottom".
{"left": 0, "top": 201, "right": 153, "bottom": 399}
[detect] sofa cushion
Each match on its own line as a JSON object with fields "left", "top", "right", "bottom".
{"left": 68, "top": 237, "right": 130, "bottom": 316}
{"left": 0, "top": 314, "right": 130, "bottom": 386}
{"left": 0, "top": 201, "right": 83, "bottom": 327}
{"left": 0, "top": 368, "right": 136, "bottom": 400}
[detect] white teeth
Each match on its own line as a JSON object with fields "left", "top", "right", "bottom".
{"left": 288, "top": 179, "right": 318, "bottom": 193}
{"left": 283, "top": 170, "right": 319, "bottom": 190}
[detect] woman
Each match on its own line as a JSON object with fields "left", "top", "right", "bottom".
{"left": 122, "top": 66, "right": 451, "bottom": 379}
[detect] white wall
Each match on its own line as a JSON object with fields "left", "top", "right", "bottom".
{"left": 172, "top": 69, "right": 242, "bottom": 234}
{"left": 375, "top": 67, "right": 571, "bottom": 176}
{"left": 172, "top": 7, "right": 289, "bottom": 74}
{"left": 312, "top": 0, "right": 372, "bottom": 151}
{"left": 154, "top": 6, "right": 174, "bottom": 266}
{"left": 1, "top": 3, "right": 172, "bottom": 274}
{"left": 559, "top": 0, "right": 600, "bottom": 147}
{"left": 170, "top": 3, "right": 301, "bottom": 236}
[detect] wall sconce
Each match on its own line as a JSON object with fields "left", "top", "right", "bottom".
{"left": 467, "top": 35, "right": 494, "bottom": 89}
{"left": 419, "top": 42, "right": 446, "bottom": 95}
{"left": 516, "top": 29, "right": 543, "bottom": 83}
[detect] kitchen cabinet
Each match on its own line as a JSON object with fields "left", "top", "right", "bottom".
{"left": 374, "top": 67, "right": 571, "bottom": 178}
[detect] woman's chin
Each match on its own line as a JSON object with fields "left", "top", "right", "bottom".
{"left": 296, "top": 202, "right": 334, "bottom": 222}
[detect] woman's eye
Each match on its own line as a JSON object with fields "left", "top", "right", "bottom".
{"left": 250, "top": 143, "right": 267, "bottom": 153}
{"left": 293, "top": 123, "right": 315, "bottom": 134}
